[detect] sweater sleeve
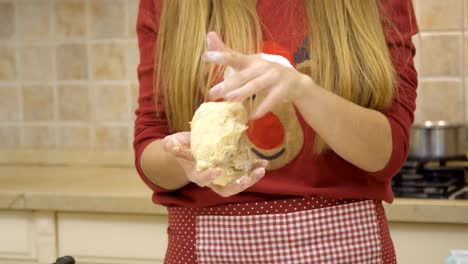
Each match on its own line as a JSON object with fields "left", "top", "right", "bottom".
{"left": 365, "top": 0, "right": 419, "bottom": 181}
{"left": 133, "top": 0, "right": 171, "bottom": 193}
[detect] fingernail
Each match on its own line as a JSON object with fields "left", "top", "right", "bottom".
{"left": 225, "top": 90, "right": 240, "bottom": 101}
{"left": 210, "top": 84, "right": 223, "bottom": 96}
{"left": 224, "top": 66, "right": 236, "bottom": 79}
{"left": 162, "top": 136, "right": 172, "bottom": 147}
{"left": 165, "top": 136, "right": 180, "bottom": 151}
{"left": 260, "top": 160, "right": 269, "bottom": 167}
{"left": 204, "top": 51, "right": 224, "bottom": 63}
{"left": 254, "top": 167, "right": 266, "bottom": 177}
{"left": 250, "top": 110, "right": 263, "bottom": 120}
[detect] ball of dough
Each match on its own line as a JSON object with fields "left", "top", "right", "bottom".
{"left": 190, "top": 102, "right": 256, "bottom": 186}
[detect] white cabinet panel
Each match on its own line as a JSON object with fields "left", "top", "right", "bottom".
{"left": 0, "top": 211, "right": 56, "bottom": 264}
{"left": 0, "top": 211, "right": 36, "bottom": 261}
{"left": 34, "top": 212, "right": 56, "bottom": 263}
{"left": 390, "top": 222, "right": 468, "bottom": 264}
{"left": 58, "top": 213, "right": 168, "bottom": 264}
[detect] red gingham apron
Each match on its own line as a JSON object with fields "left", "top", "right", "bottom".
{"left": 165, "top": 197, "right": 396, "bottom": 264}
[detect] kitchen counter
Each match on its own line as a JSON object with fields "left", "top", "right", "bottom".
{"left": 1, "top": 165, "right": 468, "bottom": 224}
{"left": 0, "top": 165, "right": 166, "bottom": 215}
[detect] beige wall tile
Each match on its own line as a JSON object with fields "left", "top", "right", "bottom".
{"left": 91, "top": 43, "right": 126, "bottom": 80}
{"left": 57, "top": 44, "right": 88, "bottom": 80}
{"left": 412, "top": 0, "right": 420, "bottom": 21}
{"left": 128, "top": 0, "right": 138, "bottom": 37}
{"left": 23, "top": 126, "right": 56, "bottom": 149}
{"left": 8, "top": 0, "right": 468, "bottom": 152}
{"left": 412, "top": 34, "right": 421, "bottom": 74}
{"left": 94, "top": 126, "right": 129, "bottom": 150}
{"left": 465, "top": 34, "right": 468, "bottom": 76}
{"left": 93, "top": 84, "right": 129, "bottom": 122}
{"left": 58, "top": 125, "right": 90, "bottom": 149}
{"left": 420, "top": 34, "right": 461, "bottom": 77}
{"left": 58, "top": 85, "right": 89, "bottom": 121}
{"left": 0, "top": 2, "right": 15, "bottom": 39}
{"left": 54, "top": 0, "right": 86, "bottom": 39}
{"left": 416, "top": 0, "right": 463, "bottom": 30}
{"left": 126, "top": 41, "right": 139, "bottom": 80}
{"left": 465, "top": 0, "right": 468, "bottom": 28}
{"left": 19, "top": 46, "right": 54, "bottom": 81}
{"left": 0, "top": 46, "right": 16, "bottom": 81}
{"left": 22, "top": 85, "right": 54, "bottom": 121}
{"left": 17, "top": 0, "right": 51, "bottom": 40}
{"left": 90, "top": 0, "right": 126, "bottom": 39}
{"left": 0, "top": 126, "right": 20, "bottom": 149}
{"left": 415, "top": 80, "right": 463, "bottom": 123}
{"left": 0, "top": 86, "right": 19, "bottom": 121}
{"left": 131, "top": 83, "right": 138, "bottom": 114}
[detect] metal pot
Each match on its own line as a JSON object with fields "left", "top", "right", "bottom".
{"left": 408, "top": 121, "right": 467, "bottom": 161}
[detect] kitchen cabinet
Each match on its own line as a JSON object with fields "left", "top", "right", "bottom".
{"left": 390, "top": 222, "right": 468, "bottom": 264}
{"left": 57, "top": 213, "right": 167, "bottom": 264}
{"left": 0, "top": 211, "right": 55, "bottom": 264}
{"left": 0, "top": 211, "right": 168, "bottom": 264}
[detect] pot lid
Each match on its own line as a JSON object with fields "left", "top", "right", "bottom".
{"left": 412, "top": 120, "right": 466, "bottom": 129}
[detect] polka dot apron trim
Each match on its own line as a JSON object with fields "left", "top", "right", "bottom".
{"left": 165, "top": 197, "right": 397, "bottom": 264}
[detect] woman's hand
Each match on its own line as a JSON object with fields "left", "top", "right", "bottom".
{"left": 162, "top": 132, "right": 268, "bottom": 197}
{"left": 203, "top": 32, "right": 315, "bottom": 119}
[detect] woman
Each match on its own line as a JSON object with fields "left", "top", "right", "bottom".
{"left": 134, "top": 0, "right": 418, "bottom": 263}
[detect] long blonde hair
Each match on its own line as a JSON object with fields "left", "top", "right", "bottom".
{"left": 155, "top": 0, "right": 395, "bottom": 153}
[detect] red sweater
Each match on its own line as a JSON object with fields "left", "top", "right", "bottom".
{"left": 134, "top": 0, "right": 418, "bottom": 207}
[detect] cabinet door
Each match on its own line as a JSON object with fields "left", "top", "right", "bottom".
{"left": 58, "top": 213, "right": 168, "bottom": 264}
{"left": 390, "top": 222, "right": 468, "bottom": 264}
{"left": 0, "top": 211, "right": 56, "bottom": 264}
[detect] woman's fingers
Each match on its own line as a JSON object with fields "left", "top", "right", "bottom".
{"left": 191, "top": 168, "right": 223, "bottom": 187}
{"left": 163, "top": 133, "right": 193, "bottom": 161}
{"left": 203, "top": 50, "right": 253, "bottom": 71}
{"left": 225, "top": 72, "right": 276, "bottom": 102}
{"left": 163, "top": 128, "right": 268, "bottom": 191}
{"left": 208, "top": 162, "right": 267, "bottom": 197}
{"left": 207, "top": 31, "right": 227, "bottom": 51}
{"left": 205, "top": 32, "right": 254, "bottom": 71}
{"left": 171, "top": 131, "right": 191, "bottom": 145}
{"left": 251, "top": 85, "right": 285, "bottom": 119}
{"left": 209, "top": 181, "right": 243, "bottom": 198}
{"left": 252, "top": 159, "right": 269, "bottom": 169}
{"left": 163, "top": 132, "right": 190, "bottom": 148}
{"left": 190, "top": 159, "right": 268, "bottom": 192}
{"left": 174, "top": 154, "right": 222, "bottom": 187}
{"left": 209, "top": 65, "right": 267, "bottom": 100}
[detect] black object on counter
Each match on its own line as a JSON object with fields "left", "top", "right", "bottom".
{"left": 53, "top": 256, "right": 75, "bottom": 264}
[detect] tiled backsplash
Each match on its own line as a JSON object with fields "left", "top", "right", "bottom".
{"left": 0, "top": 0, "right": 466, "bottom": 151}
{"left": 413, "top": 0, "right": 468, "bottom": 123}
{"left": 0, "top": 0, "right": 138, "bottom": 151}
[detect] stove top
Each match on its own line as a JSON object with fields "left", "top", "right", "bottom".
{"left": 392, "top": 161, "right": 468, "bottom": 199}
